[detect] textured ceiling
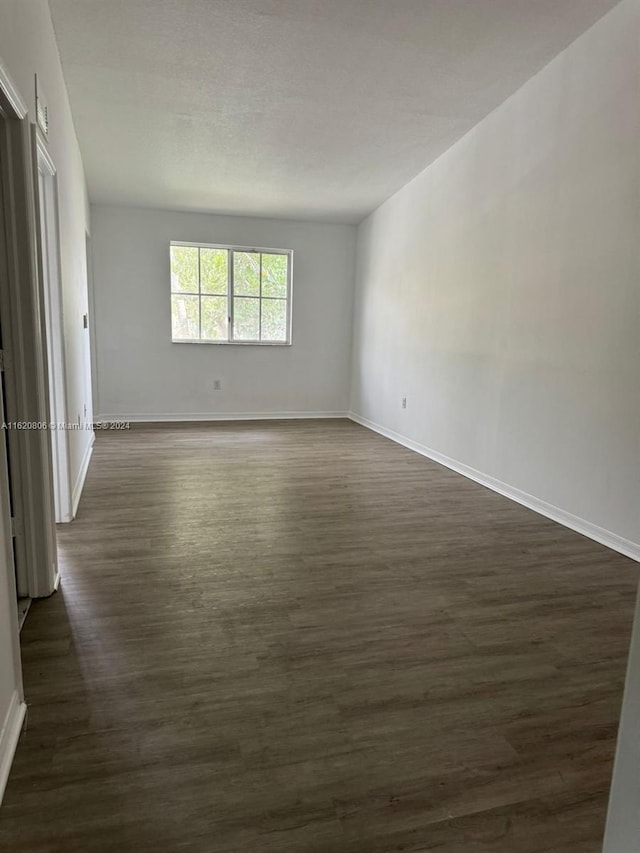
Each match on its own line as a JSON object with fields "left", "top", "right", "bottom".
{"left": 49, "top": 0, "right": 621, "bottom": 223}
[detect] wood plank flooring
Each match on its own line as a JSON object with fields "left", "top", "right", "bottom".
{"left": 0, "top": 419, "right": 637, "bottom": 852}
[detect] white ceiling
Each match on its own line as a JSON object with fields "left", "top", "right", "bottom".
{"left": 49, "top": 0, "right": 621, "bottom": 224}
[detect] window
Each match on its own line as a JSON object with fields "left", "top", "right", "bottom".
{"left": 170, "top": 242, "right": 292, "bottom": 344}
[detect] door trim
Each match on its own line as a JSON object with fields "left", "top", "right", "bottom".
{"left": 35, "top": 130, "right": 73, "bottom": 523}
{"left": 0, "top": 61, "right": 26, "bottom": 120}
{"left": 0, "top": 60, "right": 58, "bottom": 599}
{"left": 0, "top": 57, "right": 27, "bottom": 807}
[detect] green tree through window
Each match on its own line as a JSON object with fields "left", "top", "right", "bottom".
{"left": 170, "top": 243, "right": 291, "bottom": 344}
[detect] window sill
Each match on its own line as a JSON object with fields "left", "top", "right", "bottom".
{"left": 171, "top": 339, "right": 292, "bottom": 347}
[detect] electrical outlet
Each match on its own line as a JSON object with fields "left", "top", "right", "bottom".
{"left": 401, "top": 396, "right": 407, "bottom": 409}
{"left": 213, "top": 379, "right": 222, "bottom": 391}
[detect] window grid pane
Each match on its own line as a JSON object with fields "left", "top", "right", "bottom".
{"left": 259, "top": 253, "right": 263, "bottom": 341}
{"left": 233, "top": 296, "right": 260, "bottom": 341}
{"left": 261, "top": 253, "right": 288, "bottom": 298}
{"left": 261, "top": 298, "right": 287, "bottom": 342}
{"left": 201, "top": 294, "right": 229, "bottom": 340}
{"left": 171, "top": 244, "right": 290, "bottom": 344}
{"left": 234, "top": 251, "right": 260, "bottom": 297}
{"left": 200, "top": 248, "right": 229, "bottom": 295}
{"left": 171, "top": 293, "right": 199, "bottom": 339}
{"left": 170, "top": 245, "right": 199, "bottom": 294}
{"left": 230, "top": 250, "right": 235, "bottom": 342}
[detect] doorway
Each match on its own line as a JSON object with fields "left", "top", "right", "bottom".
{"left": 0, "top": 77, "right": 29, "bottom": 803}
{"left": 35, "top": 135, "right": 72, "bottom": 523}
{"left": 0, "top": 113, "right": 27, "bottom": 627}
{"left": 0, "top": 79, "right": 57, "bottom": 602}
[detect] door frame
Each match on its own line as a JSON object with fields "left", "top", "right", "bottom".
{"left": 0, "top": 58, "right": 58, "bottom": 600}
{"left": 34, "top": 131, "right": 72, "bottom": 523}
{"left": 0, "top": 60, "right": 28, "bottom": 804}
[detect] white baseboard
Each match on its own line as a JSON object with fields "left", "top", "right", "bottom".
{"left": 0, "top": 691, "right": 26, "bottom": 804}
{"left": 96, "top": 411, "right": 349, "bottom": 423}
{"left": 71, "top": 432, "right": 95, "bottom": 518}
{"left": 349, "top": 411, "right": 640, "bottom": 563}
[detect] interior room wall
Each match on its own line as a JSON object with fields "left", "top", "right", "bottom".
{"left": 0, "top": 0, "right": 92, "bottom": 800}
{"left": 0, "top": 0, "right": 94, "bottom": 507}
{"left": 350, "top": 5, "right": 640, "bottom": 841}
{"left": 90, "top": 204, "right": 356, "bottom": 420}
{"left": 349, "top": 0, "right": 640, "bottom": 557}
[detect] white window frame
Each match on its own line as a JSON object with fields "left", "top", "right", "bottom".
{"left": 170, "top": 241, "right": 293, "bottom": 346}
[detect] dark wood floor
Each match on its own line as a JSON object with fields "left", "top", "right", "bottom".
{"left": 0, "top": 420, "right": 637, "bottom": 852}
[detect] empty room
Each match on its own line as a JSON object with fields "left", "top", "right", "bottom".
{"left": 0, "top": 1, "right": 639, "bottom": 851}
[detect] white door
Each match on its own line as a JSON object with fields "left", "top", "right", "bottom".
{"left": 36, "top": 145, "right": 72, "bottom": 523}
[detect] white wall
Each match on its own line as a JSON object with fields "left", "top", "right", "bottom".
{"left": 91, "top": 205, "right": 356, "bottom": 420}
{"left": 350, "top": 0, "right": 640, "bottom": 556}
{"left": 0, "top": 0, "right": 92, "bottom": 801}
{"left": 0, "top": 0, "right": 94, "bottom": 504}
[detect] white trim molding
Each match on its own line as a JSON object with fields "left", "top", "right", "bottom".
{"left": 0, "top": 57, "right": 27, "bottom": 119}
{"left": 96, "top": 411, "right": 349, "bottom": 423}
{"left": 349, "top": 411, "right": 640, "bottom": 564}
{"left": 35, "top": 130, "right": 55, "bottom": 175}
{"left": 71, "top": 433, "right": 95, "bottom": 518}
{"left": 35, "top": 129, "right": 73, "bottom": 525}
{"left": 0, "top": 691, "right": 26, "bottom": 804}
